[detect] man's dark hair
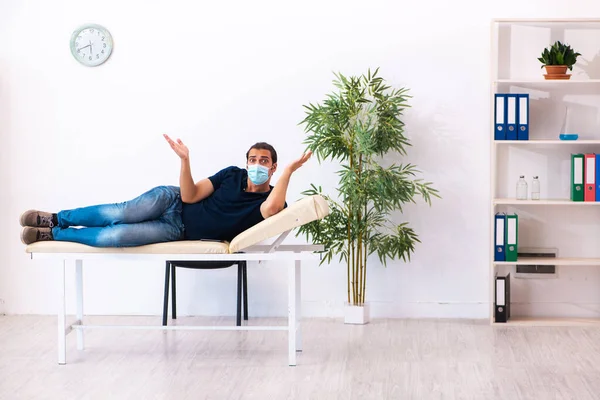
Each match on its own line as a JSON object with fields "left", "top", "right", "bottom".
{"left": 246, "top": 142, "right": 277, "bottom": 164}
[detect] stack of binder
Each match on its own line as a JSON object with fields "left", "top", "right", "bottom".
{"left": 494, "top": 213, "right": 518, "bottom": 262}
{"left": 494, "top": 93, "right": 529, "bottom": 140}
{"left": 571, "top": 153, "right": 600, "bottom": 202}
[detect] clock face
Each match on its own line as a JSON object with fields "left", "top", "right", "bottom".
{"left": 70, "top": 24, "right": 113, "bottom": 67}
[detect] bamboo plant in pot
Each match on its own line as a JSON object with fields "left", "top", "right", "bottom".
{"left": 296, "top": 69, "right": 440, "bottom": 324}
{"left": 538, "top": 40, "right": 581, "bottom": 80}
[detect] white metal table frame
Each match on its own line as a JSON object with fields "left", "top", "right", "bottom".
{"left": 28, "top": 233, "right": 323, "bottom": 367}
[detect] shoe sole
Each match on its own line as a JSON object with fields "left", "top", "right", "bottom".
{"left": 20, "top": 228, "right": 30, "bottom": 245}
{"left": 19, "top": 209, "right": 36, "bottom": 227}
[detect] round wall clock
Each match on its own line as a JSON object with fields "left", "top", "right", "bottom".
{"left": 70, "top": 24, "right": 113, "bottom": 67}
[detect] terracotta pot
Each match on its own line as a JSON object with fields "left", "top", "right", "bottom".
{"left": 544, "top": 65, "right": 570, "bottom": 80}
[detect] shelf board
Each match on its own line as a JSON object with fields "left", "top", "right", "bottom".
{"left": 495, "top": 79, "right": 600, "bottom": 84}
{"left": 494, "top": 257, "right": 600, "bottom": 266}
{"left": 493, "top": 198, "right": 599, "bottom": 205}
{"left": 493, "top": 317, "right": 600, "bottom": 327}
{"left": 493, "top": 19, "right": 600, "bottom": 30}
{"left": 494, "top": 140, "right": 600, "bottom": 145}
{"left": 493, "top": 18, "right": 600, "bottom": 23}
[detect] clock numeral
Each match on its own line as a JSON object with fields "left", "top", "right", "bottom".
{"left": 101, "top": 50, "right": 105, "bottom": 54}
{"left": 77, "top": 49, "right": 81, "bottom": 53}
{"left": 97, "top": 31, "right": 100, "bottom": 36}
{"left": 75, "top": 42, "right": 79, "bottom": 47}
{"left": 89, "top": 56, "right": 92, "bottom": 61}
{"left": 103, "top": 43, "right": 106, "bottom": 48}
{"left": 102, "top": 37, "right": 105, "bottom": 41}
{"left": 89, "top": 29, "right": 94, "bottom": 33}
{"left": 96, "top": 54, "right": 99, "bottom": 59}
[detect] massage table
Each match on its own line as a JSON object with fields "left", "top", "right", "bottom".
{"left": 24, "top": 195, "right": 329, "bottom": 366}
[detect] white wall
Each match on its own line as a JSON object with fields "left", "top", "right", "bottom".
{"left": 1, "top": 0, "right": 599, "bottom": 318}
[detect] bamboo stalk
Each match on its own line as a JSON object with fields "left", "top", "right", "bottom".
{"left": 357, "top": 231, "right": 362, "bottom": 305}
{"left": 349, "top": 148, "right": 356, "bottom": 305}
{"left": 362, "top": 203, "right": 368, "bottom": 304}
{"left": 347, "top": 211, "right": 351, "bottom": 304}
{"left": 351, "top": 240, "right": 354, "bottom": 305}
{"left": 356, "top": 230, "right": 360, "bottom": 305}
{"left": 357, "top": 156, "right": 363, "bottom": 306}
{"left": 355, "top": 208, "right": 361, "bottom": 305}
{"left": 362, "top": 239, "right": 367, "bottom": 304}
{"left": 351, "top": 235, "right": 356, "bottom": 305}
{"left": 347, "top": 240, "right": 351, "bottom": 305}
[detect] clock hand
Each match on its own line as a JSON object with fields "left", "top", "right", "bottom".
{"left": 77, "top": 45, "right": 91, "bottom": 51}
{"left": 89, "top": 40, "right": 92, "bottom": 55}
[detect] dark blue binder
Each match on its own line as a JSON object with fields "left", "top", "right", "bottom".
{"left": 494, "top": 94, "right": 506, "bottom": 140}
{"left": 506, "top": 94, "right": 518, "bottom": 140}
{"left": 517, "top": 93, "right": 529, "bottom": 140}
{"left": 494, "top": 213, "right": 506, "bottom": 262}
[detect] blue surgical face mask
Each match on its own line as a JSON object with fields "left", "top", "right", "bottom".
{"left": 248, "top": 164, "right": 270, "bottom": 185}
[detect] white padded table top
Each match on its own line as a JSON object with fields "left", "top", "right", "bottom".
{"left": 25, "top": 240, "right": 230, "bottom": 254}
{"left": 25, "top": 195, "right": 329, "bottom": 255}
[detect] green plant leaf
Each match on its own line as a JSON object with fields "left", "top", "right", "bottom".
{"left": 296, "top": 69, "right": 439, "bottom": 304}
{"left": 539, "top": 40, "right": 580, "bottom": 68}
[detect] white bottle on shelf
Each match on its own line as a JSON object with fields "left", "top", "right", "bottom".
{"left": 532, "top": 176, "right": 540, "bottom": 200}
{"left": 516, "top": 175, "right": 528, "bottom": 200}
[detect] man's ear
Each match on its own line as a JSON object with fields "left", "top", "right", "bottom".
{"left": 271, "top": 163, "right": 277, "bottom": 173}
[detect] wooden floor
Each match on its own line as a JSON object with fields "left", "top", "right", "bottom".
{"left": 2, "top": 316, "right": 600, "bottom": 399}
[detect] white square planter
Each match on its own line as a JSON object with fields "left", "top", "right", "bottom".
{"left": 344, "top": 302, "right": 370, "bottom": 325}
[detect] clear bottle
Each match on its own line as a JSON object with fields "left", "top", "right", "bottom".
{"left": 532, "top": 176, "right": 540, "bottom": 200}
{"left": 516, "top": 175, "right": 528, "bottom": 200}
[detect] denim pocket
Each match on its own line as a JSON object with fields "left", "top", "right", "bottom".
{"left": 162, "top": 186, "right": 185, "bottom": 238}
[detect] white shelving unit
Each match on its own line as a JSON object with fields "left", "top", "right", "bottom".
{"left": 490, "top": 18, "right": 600, "bottom": 326}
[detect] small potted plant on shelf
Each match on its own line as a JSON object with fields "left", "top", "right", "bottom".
{"left": 538, "top": 40, "right": 581, "bottom": 80}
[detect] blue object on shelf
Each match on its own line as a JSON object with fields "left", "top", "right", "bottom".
{"left": 559, "top": 134, "right": 579, "bottom": 140}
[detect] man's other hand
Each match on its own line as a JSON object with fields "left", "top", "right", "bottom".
{"left": 164, "top": 134, "right": 190, "bottom": 161}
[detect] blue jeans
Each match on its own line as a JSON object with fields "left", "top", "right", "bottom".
{"left": 52, "top": 186, "right": 185, "bottom": 247}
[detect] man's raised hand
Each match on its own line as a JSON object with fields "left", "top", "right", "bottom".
{"left": 286, "top": 150, "right": 313, "bottom": 174}
{"left": 164, "top": 134, "right": 189, "bottom": 161}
